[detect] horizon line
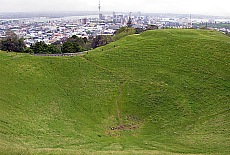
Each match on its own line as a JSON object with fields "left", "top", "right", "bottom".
{"left": 0, "top": 11, "right": 229, "bottom": 18}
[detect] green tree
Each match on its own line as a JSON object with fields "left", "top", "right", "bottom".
{"left": 91, "top": 35, "right": 113, "bottom": 48}
{"left": 0, "top": 30, "right": 26, "bottom": 52}
{"left": 23, "top": 47, "right": 34, "bottom": 54}
{"left": 30, "top": 42, "right": 48, "bottom": 54}
{"left": 48, "top": 44, "right": 62, "bottom": 54}
{"left": 30, "top": 42, "right": 61, "bottom": 54}
{"left": 67, "top": 35, "right": 85, "bottom": 49}
{"left": 61, "top": 35, "right": 86, "bottom": 52}
{"left": 62, "top": 41, "right": 83, "bottom": 53}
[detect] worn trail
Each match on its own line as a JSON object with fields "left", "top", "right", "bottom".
{"left": 81, "top": 55, "right": 127, "bottom": 127}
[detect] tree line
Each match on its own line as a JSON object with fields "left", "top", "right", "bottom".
{"left": 0, "top": 25, "right": 157, "bottom": 54}
{"left": 0, "top": 31, "right": 88, "bottom": 54}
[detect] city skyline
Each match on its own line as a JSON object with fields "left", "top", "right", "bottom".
{"left": 0, "top": 0, "right": 230, "bottom": 17}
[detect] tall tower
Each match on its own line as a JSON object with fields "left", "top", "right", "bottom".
{"left": 98, "top": 0, "right": 101, "bottom": 22}
{"left": 98, "top": 0, "right": 101, "bottom": 13}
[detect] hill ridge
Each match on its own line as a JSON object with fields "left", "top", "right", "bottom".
{"left": 0, "top": 29, "right": 229, "bottom": 154}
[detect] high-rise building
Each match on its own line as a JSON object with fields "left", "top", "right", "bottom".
{"left": 113, "top": 12, "right": 116, "bottom": 18}
{"left": 113, "top": 12, "right": 116, "bottom": 23}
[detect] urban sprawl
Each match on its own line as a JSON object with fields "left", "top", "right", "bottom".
{"left": 0, "top": 12, "right": 229, "bottom": 47}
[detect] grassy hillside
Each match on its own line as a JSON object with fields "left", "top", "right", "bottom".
{"left": 0, "top": 29, "right": 229, "bottom": 154}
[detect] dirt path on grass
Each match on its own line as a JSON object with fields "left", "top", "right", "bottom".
{"left": 80, "top": 55, "right": 138, "bottom": 132}
{"left": 108, "top": 81, "right": 141, "bottom": 136}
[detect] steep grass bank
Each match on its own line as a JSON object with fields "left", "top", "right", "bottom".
{"left": 0, "top": 29, "right": 229, "bottom": 154}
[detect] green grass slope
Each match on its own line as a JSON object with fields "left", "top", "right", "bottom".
{"left": 0, "top": 29, "right": 229, "bottom": 154}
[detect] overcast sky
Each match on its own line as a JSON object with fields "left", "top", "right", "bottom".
{"left": 0, "top": 0, "right": 229, "bottom": 16}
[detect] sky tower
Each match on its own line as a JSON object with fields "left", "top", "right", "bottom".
{"left": 98, "top": 0, "right": 101, "bottom": 22}
{"left": 98, "top": 0, "right": 101, "bottom": 13}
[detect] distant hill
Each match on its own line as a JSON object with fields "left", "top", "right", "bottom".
{"left": 0, "top": 29, "right": 229, "bottom": 154}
